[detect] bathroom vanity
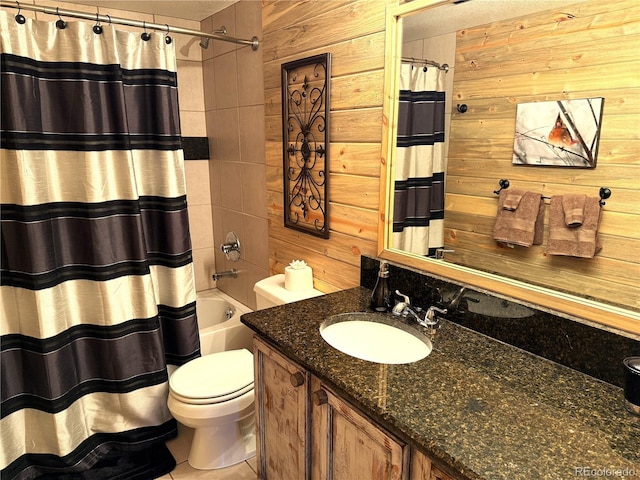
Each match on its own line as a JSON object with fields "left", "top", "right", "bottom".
{"left": 241, "top": 288, "right": 639, "bottom": 480}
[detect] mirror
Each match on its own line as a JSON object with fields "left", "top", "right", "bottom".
{"left": 380, "top": 0, "right": 639, "bottom": 333}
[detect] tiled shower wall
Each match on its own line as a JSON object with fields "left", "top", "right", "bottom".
{"left": 201, "top": 1, "right": 268, "bottom": 310}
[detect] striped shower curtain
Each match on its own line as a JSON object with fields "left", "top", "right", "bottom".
{"left": 392, "top": 63, "right": 446, "bottom": 257}
{"left": 1, "top": 10, "right": 200, "bottom": 479}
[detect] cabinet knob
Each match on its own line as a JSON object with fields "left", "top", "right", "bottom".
{"left": 313, "top": 389, "right": 328, "bottom": 405}
{"left": 290, "top": 371, "right": 305, "bottom": 387}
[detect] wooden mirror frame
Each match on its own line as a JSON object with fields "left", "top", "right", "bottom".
{"left": 378, "top": 0, "right": 639, "bottom": 334}
{"left": 281, "top": 53, "right": 331, "bottom": 239}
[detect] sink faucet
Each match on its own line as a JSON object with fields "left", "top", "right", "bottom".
{"left": 444, "top": 286, "right": 479, "bottom": 313}
{"left": 392, "top": 290, "right": 447, "bottom": 328}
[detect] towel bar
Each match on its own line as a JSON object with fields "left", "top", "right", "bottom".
{"left": 493, "top": 179, "right": 611, "bottom": 206}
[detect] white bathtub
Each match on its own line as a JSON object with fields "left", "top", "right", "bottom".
{"left": 195, "top": 289, "right": 253, "bottom": 356}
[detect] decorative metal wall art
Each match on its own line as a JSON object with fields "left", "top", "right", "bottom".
{"left": 281, "top": 53, "right": 330, "bottom": 238}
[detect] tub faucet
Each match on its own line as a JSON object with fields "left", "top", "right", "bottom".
{"left": 212, "top": 269, "right": 238, "bottom": 281}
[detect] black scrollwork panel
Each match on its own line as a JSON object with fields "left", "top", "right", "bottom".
{"left": 281, "top": 53, "right": 330, "bottom": 238}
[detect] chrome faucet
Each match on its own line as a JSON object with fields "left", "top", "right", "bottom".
{"left": 444, "top": 286, "right": 479, "bottom": 312}
{"left": 392, "top": 290, "right": 447, "bottom": 328}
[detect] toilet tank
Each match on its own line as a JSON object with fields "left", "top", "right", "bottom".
{"left": 254, "top": 274, "right": 323, "bottom": 310}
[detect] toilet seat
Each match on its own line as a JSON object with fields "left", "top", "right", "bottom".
{"left": 170, "top": 349, "right": 254, "bottom": 405}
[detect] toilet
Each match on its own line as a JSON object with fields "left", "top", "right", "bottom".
{"left": 167, "top": 274, "right": 322, "bottom": 470}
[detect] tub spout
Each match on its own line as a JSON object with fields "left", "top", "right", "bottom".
{"left": 212, "top": 269, "right": 238, "bottom": 281}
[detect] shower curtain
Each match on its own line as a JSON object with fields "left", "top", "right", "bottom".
{"left": 0, "top": 10, "right": 200, "bottom": 479}
{"left": 392, "top": 62, "right": 446, "bottom": 257}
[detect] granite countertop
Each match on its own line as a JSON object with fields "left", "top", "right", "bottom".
{"left": 241, "top": 287, "right": 640, "bottom": 480}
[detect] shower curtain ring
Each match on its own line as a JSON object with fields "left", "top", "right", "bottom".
{"left": 55, "top": 7, "right": 67, "bottom": 29}
{"left": 141, "top": 21, "right": 151, "bottom": 41}
{"left": 106, "top": 14, "right": 111, "bottom": 25}
{"left": 14, "top": 1, "right": 26, "bottom": 24}
{"left": 164, "top": 24, "right": 172, "bottom": 44}
{"left": 93, "top": 13, "right": 103, "bottom": 34}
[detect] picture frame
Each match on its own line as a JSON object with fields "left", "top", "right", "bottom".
{"left": 512, "top": 97, "right": 604, "bottom": 168}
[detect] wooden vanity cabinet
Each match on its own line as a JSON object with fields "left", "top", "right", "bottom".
{"left": 311, "top": 376, "right": 409, "bottom": 480}
{"left": 253, "top": 337, "right": 310, "bottom": 480}
{"left": 253, "top": 337, "right": 459, "bottom": 480}
{"left": 411, "top": 448, "right": 458, "bottom": 480}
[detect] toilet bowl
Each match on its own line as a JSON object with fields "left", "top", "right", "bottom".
{"left": 167, "top": 349, "right": 255, "bottom": 470}
{"left": 167, "top": 277, "right": 322, "bottom": 470}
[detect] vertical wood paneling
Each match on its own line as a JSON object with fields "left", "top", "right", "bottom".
{"left": 264, "top": 0, "right": 640, "bottom": 312}
{"left": 263, "top": 0, "right": 392, "bottom": 291}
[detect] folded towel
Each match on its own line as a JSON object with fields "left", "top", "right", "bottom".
{"left": 547, "top": 195, "right": 602, "bottom": 258}
{"left": 493, "top": 189, "right": 545, "bottom": 247}
{"left": 503, "top": 192, "right": 524, "bottom": 211}
{"left": 562, "top": 194, "right": 586, "bottom": 227}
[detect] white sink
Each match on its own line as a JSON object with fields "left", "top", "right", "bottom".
{"left": 319, "top": 313, "right": 432, "bottom": 364}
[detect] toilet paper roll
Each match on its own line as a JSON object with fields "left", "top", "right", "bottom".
{"left": 285, "top": 265, "right": 313, "bottom": 291}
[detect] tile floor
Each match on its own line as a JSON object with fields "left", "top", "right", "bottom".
{"left": 159, "top": 423, "right": 257, "bottom": 479}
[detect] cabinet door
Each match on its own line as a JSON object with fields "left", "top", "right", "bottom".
{"left": 254, "top": 337, "right": 310, "bottom": 480}
{"left": 311, "top": 377, "right": 409, "bottom": 480}
{"left": 411, "top": 448, "right": 459, "bottom": 480}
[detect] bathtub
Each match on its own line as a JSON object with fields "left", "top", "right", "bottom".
{"left": 195, "top": 289, "right": 253, "bottom": 356}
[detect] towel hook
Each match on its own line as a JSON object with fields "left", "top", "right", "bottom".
{"left": 14, "top": 1, "right": 26, "bottom": 24}
{"left": 599, "top": 187, "right": 611, "bottom": 206}
{"left": 493, "top": 179, "right": 510, "bottom": 195}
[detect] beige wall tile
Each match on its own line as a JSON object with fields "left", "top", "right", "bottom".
{"left": 180, "top": 110, "right": 207, "bottom": 138}
{"left": 211, "top": 5, "right": 236, "bottom": 58}
{"left": 191, "top": 246, "right": 216, "bottom": 292}
{"left": 241, "top": 163, "right": 267, "bottom": 218}
{"left": 242, "top": 215, "right": 269, "bottom": 268}
{"left": 184, "top": 160, "right": 211, "bottom": 206}
{"left": 188, "top": 204, "right": 214, "bottom": 250}
{"left": 208, "top": 157, "right": 222, "bottom": 206}
{"left": 235, "top": 0, "right": 261, "bottom": 44}
{"left": 212, "top": 108, "right": 240, "bottom": 162}
{"left": 239, "top": 105, "right": 266, "bottom": 164}
{"left": 243, "top": 265, "right": 269, "bottom": 311}
{"left": 237, "top": 45, "right": 264, "bottom": 107}
{"left": 218, "top": 160, "right": 243, "bottom": 211}
{"left": 177, "top": 59, "right": 205, "bottom": 113}
{"left": 202, "top": 58, "right": 216, "bottom": 111}
{"left": 213, "top": 52, "right": 239, "bottom": 110}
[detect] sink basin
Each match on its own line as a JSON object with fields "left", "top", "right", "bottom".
{"left": 319, "top": 312, "right": 432, "bottom": 364}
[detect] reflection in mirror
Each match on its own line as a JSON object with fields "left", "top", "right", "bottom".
{"left": 381, "top": 0, "right": 640, "bottom": 331}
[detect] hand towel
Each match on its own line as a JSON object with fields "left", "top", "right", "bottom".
{"left": 562, "top": 194, "right": 586, "bottom": 227}
{"left": 547, "top": 195, "right": 602, "bottom": 258}
{"left": 493, "top": 189, "right": 545, "bottom": 247}
{"left": 503, "top": 192, "right": 524, "bottom": 211}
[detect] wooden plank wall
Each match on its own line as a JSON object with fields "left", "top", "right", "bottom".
{"left": 263, "top": 0, "right": 639, "bottom": 312}
{"left": 262, "top": 0, "right": 393, "bottom": 293}
{"left": 446, "top": 0, "right": 640, "bottom": 310}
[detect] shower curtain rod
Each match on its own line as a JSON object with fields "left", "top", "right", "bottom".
{"left": 0, "top": 1, "right": 259, "bottom": 50}
{"left": 401, "top": 56, "right": 449, "bottom": 72}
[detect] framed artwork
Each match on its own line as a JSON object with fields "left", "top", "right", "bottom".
{"left": 281, "top": 53, "right": 331, "bottom": 238}
{"left": 512, "top": 97, "right": 604, "bottom": 168}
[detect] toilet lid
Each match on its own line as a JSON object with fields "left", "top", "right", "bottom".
{"left": 169, "top": 349, "right": 254, "bottom": 401}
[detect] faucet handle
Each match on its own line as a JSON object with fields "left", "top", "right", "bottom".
{"left": 423, "top": 306, "right": 448, "bottom": 326}
{"left": 395, "top": 290, "right": 410, "bottom": 305}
